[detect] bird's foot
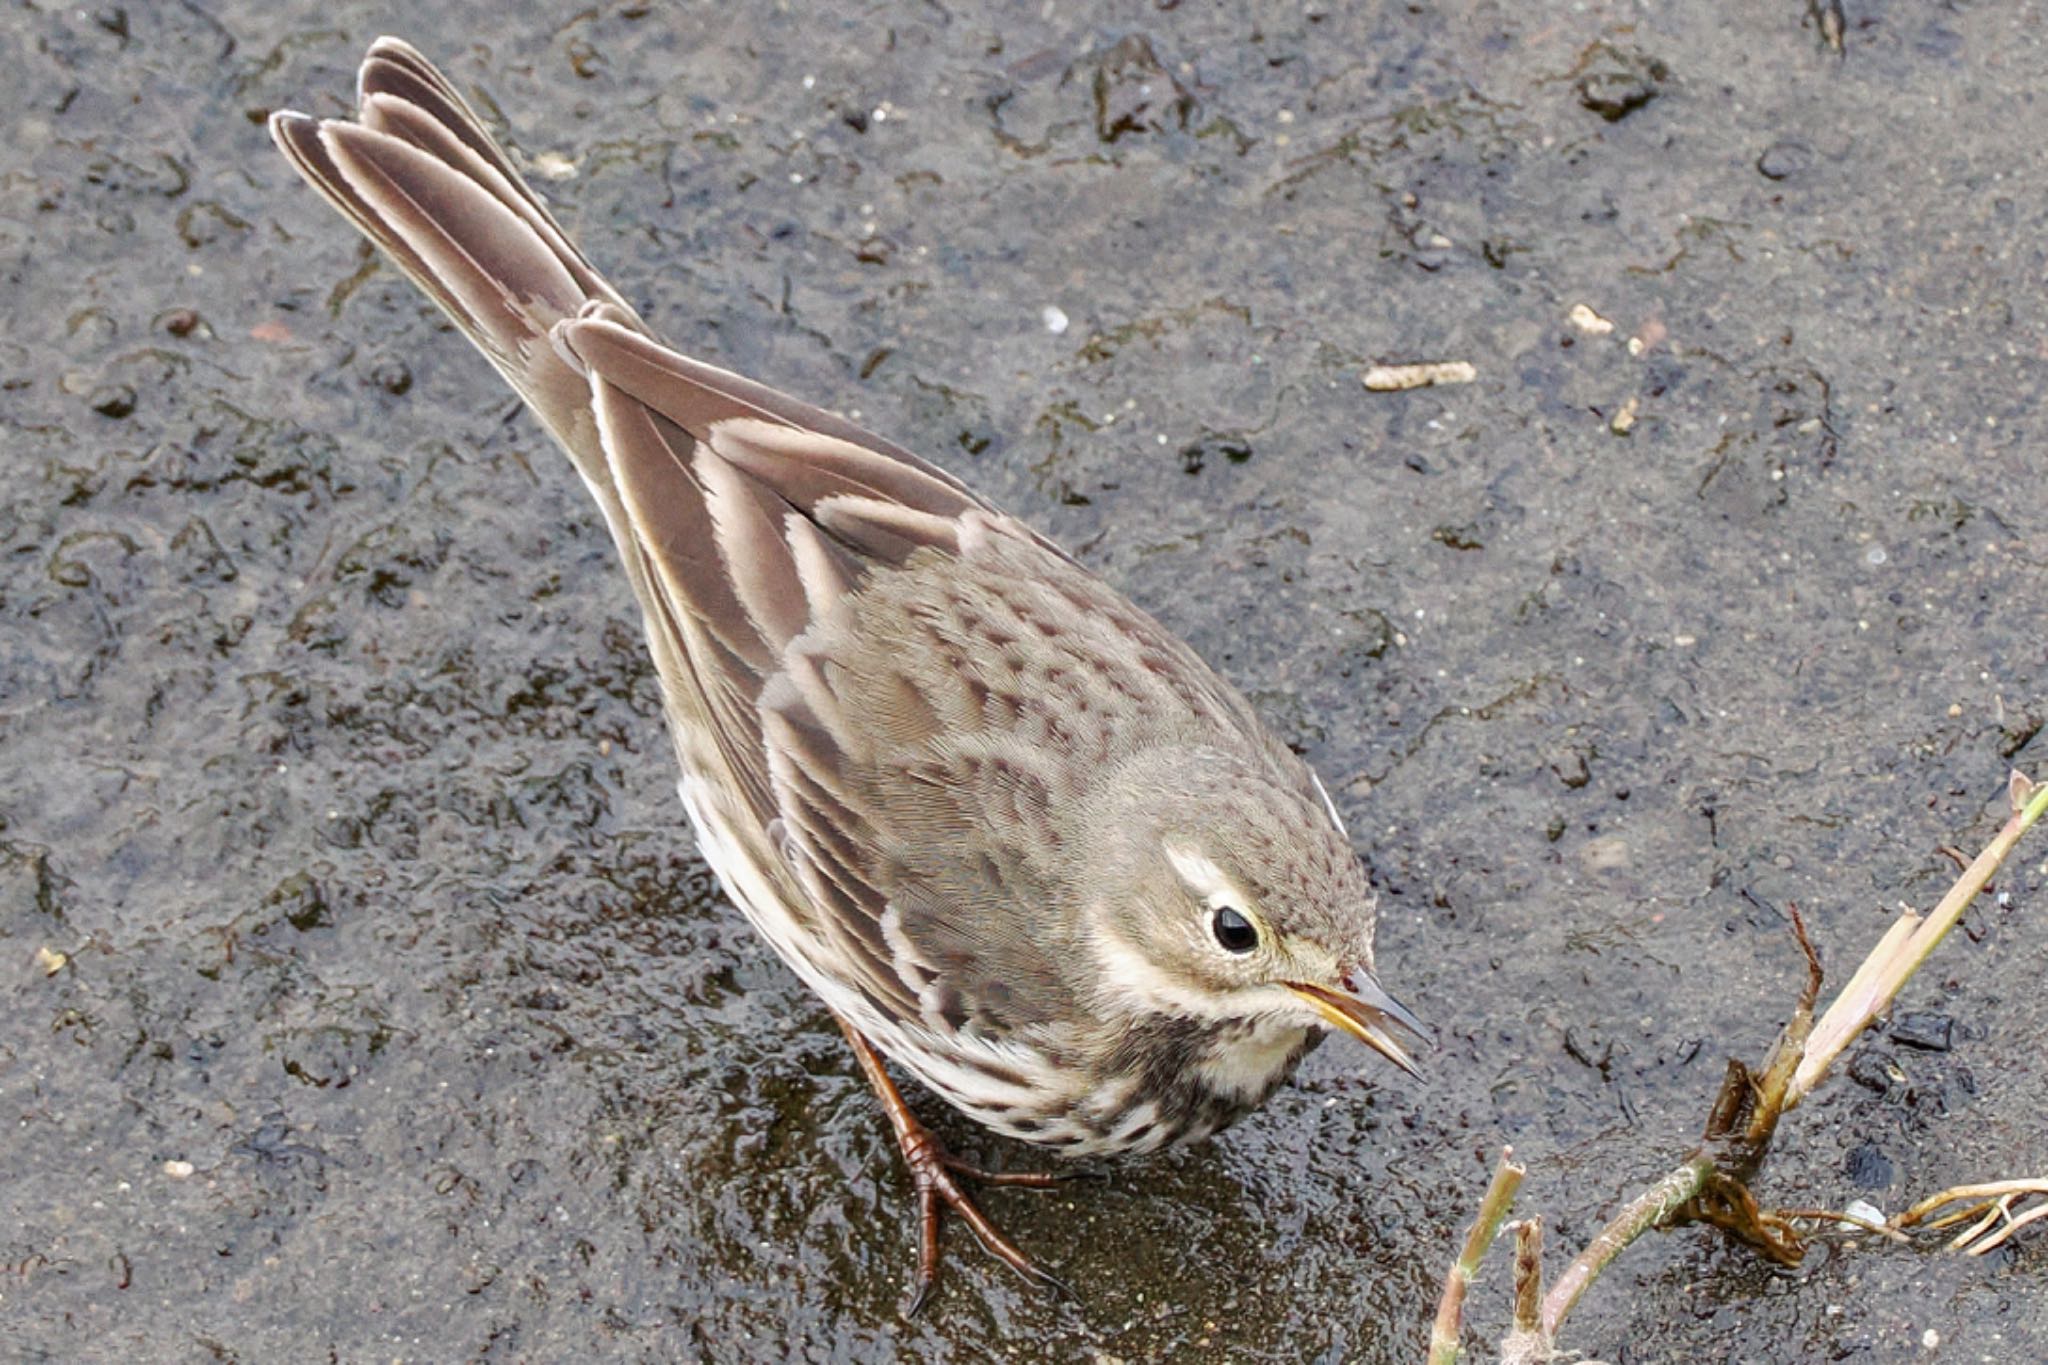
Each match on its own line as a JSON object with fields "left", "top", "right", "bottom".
{"left": 898, "top": 1125, "right": 1074, "bottom": 1316}
{"left": 938, "top": 1150, "right": 1102, "bottom": 1188}
{"left": 835, "top": 1015, "right": 1074, "bottom": 1316}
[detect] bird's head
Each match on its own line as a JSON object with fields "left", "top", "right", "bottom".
{"left": 1076, "top": 746, "right": 1428, "bottom": 1077}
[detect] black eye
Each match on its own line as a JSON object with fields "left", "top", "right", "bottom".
{"left": 1211, "top": 905, "right": 1258, "bottom": 953}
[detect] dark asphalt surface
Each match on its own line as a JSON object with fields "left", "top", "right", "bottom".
{"left": 4, "top": 2, "right": 2044, "bottom": 1360}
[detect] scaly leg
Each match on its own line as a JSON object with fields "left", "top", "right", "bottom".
{"left": 835, "top": 1014, "right": 1074, "bottom": 1314}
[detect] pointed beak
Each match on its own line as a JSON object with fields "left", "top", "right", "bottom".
{"left": 1286, "top": 970, "right": 1431, "bottom": 1079}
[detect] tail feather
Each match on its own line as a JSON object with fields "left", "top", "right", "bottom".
{"left": 270, "top": 44, "right": 625, "bottom": 448}
{"left": 352, "top": 37, "right": 628, "bottom": 313}
{"left": 317, "top": 117, "right": 584, "bottom": 365}
{"left": 270, "top": 38, "right": 656, "bottom": 634}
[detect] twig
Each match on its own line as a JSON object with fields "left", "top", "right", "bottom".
{"left": 1537, "top": 772, "right": 2043, "bottom": 1340}
{"left": 1431, "top": 769, "right": 2046, "bottom": 1358}
{"left": 1428, "top": 1148, "right": 1526, "bottom": 1365}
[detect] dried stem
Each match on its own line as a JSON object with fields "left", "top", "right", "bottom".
{"left": 1789, "top": 771, "right": 2048, "bottom": 1104}
{"left": 1967, "top": 1200, "right": 2048, "bottom": 1255}
{"left": 1510, "top": 1219, "right": 1544, "bottom": 1334}
{"left": 1542, "top": 769, "right": 2045, "bottom": 1340}
{"left": 1897, "top": 1178, "right": 2048, "bottom": 1255}
{"left": 1775, "top": 1207, "right": 1910, "bottom": 1242}
{"left": 1901, "top": 1177, "right": 2048, "bottom": 1223}
{"left": 1429, "top": 769, "right": 2045, "bottom": 1359}
{"left": 1427, "top": 1148, "right": 1526, "bottom": 1365}
{"left": 1495, "top": 1218, "right": 1551, "bottom": 1365}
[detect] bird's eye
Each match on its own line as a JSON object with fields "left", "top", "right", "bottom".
{"left": 1211, "top": 905, "right": 1259, "bottom": 953}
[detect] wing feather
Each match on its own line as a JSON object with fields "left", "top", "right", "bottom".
{"left": 783, "top": 515, "right": 861, "bottom": 623}
{"left": 812, "top": 495, "right": 963, "bottom": 563}
{"left": 707, "top": 417, "right": 982, "bottom": 520}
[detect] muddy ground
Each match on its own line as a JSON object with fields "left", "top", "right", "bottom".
{"left": 3, "top": 1, "right": 2044, "bottom": 1360}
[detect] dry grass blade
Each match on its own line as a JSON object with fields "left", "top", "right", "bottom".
{"left": 1790, "top": 770, "right": 2048, "bottom": 1105}
{"left": 1421, "top": 768, "right": 2044, "bottom": 1358}
{"left": 1776, "top": 1206, "right": 1910, "bottom": 1243}
{"left": 1897, "top": 1178, "right": 2048, "bottom": 1255}
{"left": 1971, "top": 1201, "right": 2048, "bottom": 1255}
{"left": 1439, "top": 768, "right": 2047, "bottom": 1357}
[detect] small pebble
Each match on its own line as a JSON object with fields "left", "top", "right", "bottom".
{"left": 529, "top": 150, "right": 578, "bottom": 180}
{"left": 1575, "top": 43, "right": 1668, "bottom": 122}
{"left": 89, "top": 383, "right": 137, "bottom": 418}
{"left": 1580, "top": 836, "right": 1630, "bottom": 872}
{"left": 1757, "top": 138, "right": 1813, "bottom": 181}
{"left": 368, "top": 357, "right": 413, "bottom": 396}
{"left": 1844, "top": 1143, "right": 1894, "bottom": 1189}
{"left": 1569, "top": 302, "right": 1615, "bottom": 335}
{"left": 1891, "top": 1010, "right": 1953, "bottom": 1052}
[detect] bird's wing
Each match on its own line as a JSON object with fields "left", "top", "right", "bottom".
{"left": 559, "top": 314, "right": 1069, "bottom": 1023}
{"left": 562, "top": 313, "right": 1253, "bottom": 1042}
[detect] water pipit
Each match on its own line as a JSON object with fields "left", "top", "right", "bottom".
{"left": 271, "top": 37, "right": 1425, "bottom": 1312}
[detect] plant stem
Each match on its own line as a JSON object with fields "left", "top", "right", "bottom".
{"left": 1510, "top": 1217, "right": 1544, "bottom": 1333}
{"left": 1428, "top": 1148, "right": 1526, "bottom": 1365}
{"left": 1539, "top": 1154, "right": 1716, "bottom": 1338}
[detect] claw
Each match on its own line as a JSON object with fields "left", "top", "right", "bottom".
{"left": 836, "top": 1015, "right": 1069, "bottom": 1313}
{"left": 939, "top": 1154, "right": 1088, "bottom": 1189}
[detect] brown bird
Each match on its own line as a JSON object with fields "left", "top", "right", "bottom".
{"left": 270, "top": 37, "right": 1424, "bottom": 1312}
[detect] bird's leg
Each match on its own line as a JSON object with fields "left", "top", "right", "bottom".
{"left": 834, "top": 1015, "right": 1073, "bottom": 1314}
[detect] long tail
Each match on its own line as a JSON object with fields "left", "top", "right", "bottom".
{"left": 269, "top": 37, "right": 641, "bottom": 530}
{"left": 268, "top": 37, "right": 1001, "bottom": 848}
